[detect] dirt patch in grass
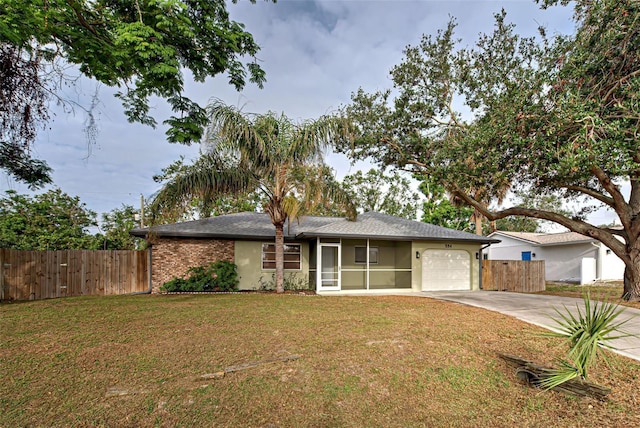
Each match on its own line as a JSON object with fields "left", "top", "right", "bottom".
{"left": 2, "top": 294, "right": 640, "bottom": 427}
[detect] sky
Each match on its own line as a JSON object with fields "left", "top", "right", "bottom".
{"left": 2, "top": 0, "right": 616, "bottom": 228}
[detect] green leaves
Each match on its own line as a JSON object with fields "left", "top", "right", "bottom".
{"left": 100, "top": 204, "right": 146, "bottom": 250}
{"left": 421, "top": 198, "right": 474, "bottom": 233}
{"left": 151, "top": 101, "right": 356, "bottom": 225}
{"left": 1, "top": 0, "right": 273, "bottom": 185}
{"left": 164, "top": 96, "right": 208, "bottom": 144}
{"left": 0, "top": 189, "right": 100, "bottom": 250}
{"left": 160, "top": 261, "right": 239, "bottom": 292}
{"left": 539, "top": 293, "right": 631, "bottom": 389}
{"left": 341, "top": 169, "right": 421, "bottom": 220}
{"left": 0, "top": 45, "right": 52, "bottom": 188}
{"left": 151, "top": 156, "right": 263, "bottom": 222}
{"left": 0, "top": 141, "right": 52, "bottom": 189}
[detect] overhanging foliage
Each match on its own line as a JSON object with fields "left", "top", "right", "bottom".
{"left": 0, "top": 0, "right": 273, "bottom": 186}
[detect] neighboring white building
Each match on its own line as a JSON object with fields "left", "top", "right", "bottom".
{"left": 487, "top": 231, "right": 625, "bottom": 284}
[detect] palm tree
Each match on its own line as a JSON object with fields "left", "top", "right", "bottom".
{"left": 150, "top": 100, "right": 356, "bottom": 293}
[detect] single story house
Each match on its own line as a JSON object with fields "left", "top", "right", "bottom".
{"left": 131, "top": 211, "right": 499, "bottom": 294}
{"left": 487, "top": 231, "right": 625, "bottom": 284}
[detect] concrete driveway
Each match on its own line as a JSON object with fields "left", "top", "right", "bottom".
{"left": 420, "top": 291, "right": 640, "bottom": 362}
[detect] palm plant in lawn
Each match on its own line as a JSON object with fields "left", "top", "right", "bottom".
{"left": 150, "top": 100, "right": 356, "bottom": 293}
{"left": 539, "top": 293, "right": 631, "bottom": 390}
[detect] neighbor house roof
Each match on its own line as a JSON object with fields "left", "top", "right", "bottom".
{"left": 488, "top": 230, "right": 595, "bottom": 246}
{"left": 131, "top": 211, "right": 499, "bottom": 244}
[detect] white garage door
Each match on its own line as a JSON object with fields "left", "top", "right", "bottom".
{"left": 422, "top": 249, "right": 471, "bottom": 291}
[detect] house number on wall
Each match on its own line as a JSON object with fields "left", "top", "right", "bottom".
{"left": 444, "top": 244, "right": 453, "bottom": 248}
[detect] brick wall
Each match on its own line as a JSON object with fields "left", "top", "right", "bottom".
{"left": 151, "top": 238, "right": 234, "bottom": 293}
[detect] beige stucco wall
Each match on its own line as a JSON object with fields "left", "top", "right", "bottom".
{"left": 411, "top": 241, "right": 483, "bottom": 291}
{"left": 235, "top": 240, "right": 310, "bottom": 290}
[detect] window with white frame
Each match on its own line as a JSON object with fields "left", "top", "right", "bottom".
{"left": 262, "top": 243, "right": 301, "bottom": 270}
{"left": 355, "top": 246, "right": 378, "bottom": 264}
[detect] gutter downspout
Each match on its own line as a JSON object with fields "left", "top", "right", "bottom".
{"left": 589, "top": 241, "right": 602, "bottom": 281}
{"left": 478, "top": 243, "right": 491, "bottom": 290}
{"left": 128, "top": 245, "right": 153, "bottom": 295}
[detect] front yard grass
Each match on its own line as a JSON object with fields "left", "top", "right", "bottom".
{"left": 540, "top": 282, "right": 640, "bottom": 310}
{"left": 2, "top": 294, "right": 640, "bottom": 427}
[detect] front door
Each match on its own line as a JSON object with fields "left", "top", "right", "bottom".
{"left": 318, "top": 244, "right": 341, "bottom": 291}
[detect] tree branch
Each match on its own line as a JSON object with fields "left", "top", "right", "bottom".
{"left": 450, "top": 184, "right": 628, "bottom": 259}
{"left": 603, "top": 68, "right": 640, "bottom": 102}
{"left": 134, "top": 0, "right": 144, "bottom": 23}
{"left": 562, "top": 185, "right": 615, "bottom": 207}
{"left": 431, "top": 115, "right": 454, "bottom": 127}
{"left": 382, "top": 138, "right": 430, "bottom": 171}
{"left": 64, "top": 0, "right": 102, "bottom": 39}
{"left": 590, "top": 165, "right": 632, "bottom": 229}
{"left": 441, "top": 80, "right": 466, "bottom": 130}
{"left": 629, "top": 152, "right": 640, "bottom": 214}
{"left": 602, "top": 228, "right": 627, "bottom": 239}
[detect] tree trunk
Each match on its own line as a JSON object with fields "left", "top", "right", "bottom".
{"left": 623, "top": 265, "right": 640, "bottom": 301}
{"left": 474, "top": 209, "right": 483, "bottom": 236}
{"left": 621, "top": 232, "right": 640, "bottom": 301}
{"left": 275, "top": 224, "right": 285, "bottom": 293}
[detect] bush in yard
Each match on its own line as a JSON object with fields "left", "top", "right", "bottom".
{"left": 160, "top": 261, "right": 239, "bottom": 292}
{"left": 211, "top": 260, "right": 239, "bottom": 291}
{"left": 160, "top": 277, "right": 189, "bottom": 293}
{"left": 258, "top": 273, "right": 313, "bottom": 291}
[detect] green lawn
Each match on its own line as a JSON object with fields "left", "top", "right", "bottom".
{"left": 2, "top": 294, "right": 640, "bottom": 427}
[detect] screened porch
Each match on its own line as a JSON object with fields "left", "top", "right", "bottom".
{"left": 309, "top": 238, "right": 413, "bottom": 291}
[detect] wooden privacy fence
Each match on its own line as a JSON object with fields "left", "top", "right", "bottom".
{"left": 482, "top": 260, "right": 546, "bottom": 293}
{"left": 0, "top": 249, "right": 150, "bottom": 301}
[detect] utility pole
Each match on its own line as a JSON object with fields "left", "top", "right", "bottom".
{"left": 140, "top": 194, "right": 145, "bottom": 228}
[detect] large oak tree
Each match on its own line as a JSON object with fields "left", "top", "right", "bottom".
{"left": 343, "top": 0, "right": 640, "bottom": 299}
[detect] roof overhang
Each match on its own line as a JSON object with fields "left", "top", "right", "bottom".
{"left": 487, "top": 232, "right": 541, "bottom": 245}
{"left": 537, "top": 239, "right": 597, "bottom": 247}
{"left": 132, "top": 229, "right": 500, "bottom": 245}
{"left": 487, "top": 231, "right": 595, "bottom": 247}
{"left": 297, "top": 232, "right": 500, "bottom": 244}
{"left": 130, "top": 230, "right": 298, "bottom": 241}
